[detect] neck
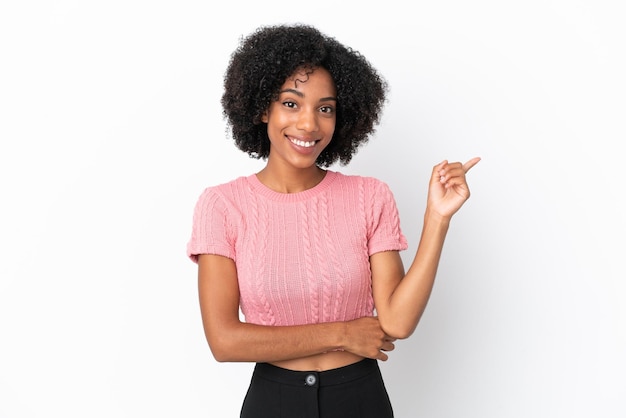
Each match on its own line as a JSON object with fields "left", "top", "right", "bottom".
{"left": 256, "top": 163, "right": 326, "bottom": 194}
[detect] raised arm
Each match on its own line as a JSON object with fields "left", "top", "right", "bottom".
{"left": 372, "top": 158, "right": 481, "bottom": 339}
{"left": 197, "top": 254, "right": 396, "bottom": 363}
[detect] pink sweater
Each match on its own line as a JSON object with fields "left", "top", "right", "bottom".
{"left": 187, "top": 170, "right": 408, "bottom": 326}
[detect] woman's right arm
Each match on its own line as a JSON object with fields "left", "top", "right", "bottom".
{"left": 197, "top": 254, "right": 394, "bottom": 363}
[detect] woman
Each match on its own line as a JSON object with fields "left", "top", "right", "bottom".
{"left": 187, "top": 23, "right": 480, "bottom": 417}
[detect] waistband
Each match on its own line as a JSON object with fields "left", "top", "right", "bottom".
{"left": 252, "top": 358, "right": 379, "bottom": 388}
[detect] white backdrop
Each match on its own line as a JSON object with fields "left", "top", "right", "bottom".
{"left": 1, "top": 1, "right": 624, "bottom": 417}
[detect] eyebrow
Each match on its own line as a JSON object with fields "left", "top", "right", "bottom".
{"left": 279, "top": 88, "right": 337, "bottom": 102}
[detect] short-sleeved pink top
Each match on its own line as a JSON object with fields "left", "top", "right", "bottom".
{"left": 187, "top": 170, "right": 407, "bottom": 326}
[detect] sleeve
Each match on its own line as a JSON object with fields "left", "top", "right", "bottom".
{"left": 366, "top": 179, "right": 409, "bottom": 255}
{"left": 186, "top": 187, "right": 237, "bottom": 263}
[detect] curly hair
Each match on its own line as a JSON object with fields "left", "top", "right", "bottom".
{"left": 221, "top": 24, "right": 388, "bottom": 167}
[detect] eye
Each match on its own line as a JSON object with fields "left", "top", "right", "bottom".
{"left": 319, "top": 105, "right": 335, "bottom": 114}
{"left": 282, "top": 100, "right": 297, "bottom": 109}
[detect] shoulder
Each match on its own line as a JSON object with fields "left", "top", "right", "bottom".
{"left": 192, "top": 175, "right": 255, "bottom": 216}
{"left": 331, "top": 171, "right": 394, "bottom": 195}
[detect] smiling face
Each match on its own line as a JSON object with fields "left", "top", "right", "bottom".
{"left": 261, "top": 67, "right": 337, "bottom": 171}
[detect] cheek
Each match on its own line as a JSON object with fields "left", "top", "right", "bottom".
{"left": 323, "top": 118, "right": 337, "bottom": 137}
{"left": 267, "top": 110, "right": 291, "bottom": 127}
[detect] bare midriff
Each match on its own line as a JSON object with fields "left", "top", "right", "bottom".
{"left": 270, "top": 350, "right": 365, "bottom": 372}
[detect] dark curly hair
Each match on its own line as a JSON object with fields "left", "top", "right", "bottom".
{"left": 221, "top": 24, "right": 388, "bottom": 167}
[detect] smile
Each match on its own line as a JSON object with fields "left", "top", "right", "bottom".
{"left": 289, "top": 137, "right": 318, "bottom": 148}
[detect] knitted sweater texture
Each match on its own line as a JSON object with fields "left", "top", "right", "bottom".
{"left": 187, "top": 170, "right": 408, "bottom": 326}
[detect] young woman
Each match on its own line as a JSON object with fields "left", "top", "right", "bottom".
{"left": 187, "top": 23, "right": 480, "bottom": 418}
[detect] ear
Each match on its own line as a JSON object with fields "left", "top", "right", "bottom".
{"left": 261, "top": 110, "right": 268, "bottom": 123}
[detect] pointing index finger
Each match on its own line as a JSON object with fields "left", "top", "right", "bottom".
{"left": 463, "top": 157, "right": 481, "bottom": 173}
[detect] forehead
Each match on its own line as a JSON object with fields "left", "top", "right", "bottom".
{"left": 282, "top": 67, "right": 336, "bottom": 92}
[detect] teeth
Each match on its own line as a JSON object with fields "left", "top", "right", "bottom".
{"left": 290, "top": 138, "right": 316, "bottom": 148}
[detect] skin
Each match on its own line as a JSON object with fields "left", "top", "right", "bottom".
{"left": 197, "top": 66, "right": 480, "bottom": 371}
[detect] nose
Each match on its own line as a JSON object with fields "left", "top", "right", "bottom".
{"left": 296, "top": 109, "right": 318, "bottom": 132}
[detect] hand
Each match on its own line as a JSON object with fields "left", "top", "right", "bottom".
{"left": 343, "top": 317, "right": 396, "bottom": 361}
{"left": 427, "top": 157, "right": 481, "bottom": 219}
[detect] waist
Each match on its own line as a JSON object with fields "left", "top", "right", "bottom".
{"left": 270, "top": 350, "right": 364, "bottom": 372}
{"left": 253, "top": 358, "right": 380, "bottom": 387}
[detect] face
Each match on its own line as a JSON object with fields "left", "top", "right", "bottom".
{"left": 261, "top": 67, "right": 337, "bottom": 170}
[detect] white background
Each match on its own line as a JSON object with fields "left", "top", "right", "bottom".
{"left": 1, "top": 1, "right": 624, "bottom": 417}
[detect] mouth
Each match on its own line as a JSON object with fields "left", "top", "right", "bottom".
{"left": 288, "top": 136, "right": 319, "bottom": 148}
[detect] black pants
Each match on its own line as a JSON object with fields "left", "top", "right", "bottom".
{"left": 240, "top": 358, "right": 394, "bottom": 418}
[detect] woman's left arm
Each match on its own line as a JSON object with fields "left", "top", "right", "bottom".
{"left": 371, "top": 157, "right": 480, "bottom": 339}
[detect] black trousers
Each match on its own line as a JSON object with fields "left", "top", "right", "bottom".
{"left": 240, "top": 358, "right": 394, "bottom": 418}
